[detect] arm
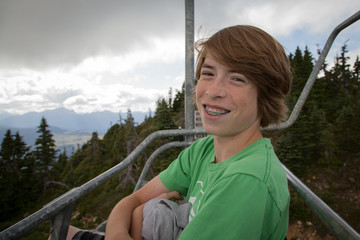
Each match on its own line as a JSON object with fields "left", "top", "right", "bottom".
{"left": 105, "top": 175, "right": 171, "bottom": 240}
{"left": 129, "top": 191, "right": 184, "bottom": 240}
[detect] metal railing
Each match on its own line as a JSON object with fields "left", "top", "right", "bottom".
{"left": 1, "top": 7, "right": 360, "bottom": 240}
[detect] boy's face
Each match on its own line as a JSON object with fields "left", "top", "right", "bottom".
{"left": 196, "top": 53, "right": 260, "bottom": 138}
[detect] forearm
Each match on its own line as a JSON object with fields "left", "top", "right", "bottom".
{"left": 105, "top": 195, "right": 142, "bottom": 240}
{"left": 104, "top": 176, "right": 170, "bottom": 240}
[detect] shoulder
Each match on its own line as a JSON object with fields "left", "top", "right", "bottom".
{"left": 189, "top": 135, "right": 213, "bottom": 150}
{"left": 180, "top": 135, "right": 214, "bottom": 161}
{"left": 226, "top": 138, "right": 283, "bottom": 182}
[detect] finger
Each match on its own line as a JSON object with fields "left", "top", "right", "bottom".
{"left": 167, "top": 191, "right": 183, "bottom": 200}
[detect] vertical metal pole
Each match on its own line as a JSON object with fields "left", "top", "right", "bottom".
{"left": 185, "top": 0, "right": 195, "bottom": 142}
{"left": 50, "top": 206, "right": 73, "bottom": 240}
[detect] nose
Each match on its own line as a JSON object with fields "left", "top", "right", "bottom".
{"left": 206, "top": 76, "right": 227, "bottom": 99}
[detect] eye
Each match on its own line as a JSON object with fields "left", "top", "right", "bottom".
{"left": 231, "top": 73, "right": 248, "bottom": 83}
{"left": 232, "top": 77, "right": 245, "bottom": 82}
{"left": 200, "top": 70, "right": 214, "bottom": 77}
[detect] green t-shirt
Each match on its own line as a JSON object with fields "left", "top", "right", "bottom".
{"left": 159, "top": 135, "right": 289, "bottom": 240}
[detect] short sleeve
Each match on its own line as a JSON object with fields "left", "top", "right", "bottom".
{"left": 159, "top": 146, "right": 192, "bottom": 197}
{"left": 159, "top": 136, "right": 213, "bottom": 197}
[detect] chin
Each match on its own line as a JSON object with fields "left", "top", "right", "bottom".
{"left": 203, "top": 126, "right": 225, "bottom": 136}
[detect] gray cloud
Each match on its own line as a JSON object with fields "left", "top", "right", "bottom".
{"left": 0, "top": 0, "right": 184, "bottom": 70}
{"left": 0, "top": 0, "right": 359, "bottom": 115}
{"left": 43, "top": 88, "right": 82, "bottom": 104}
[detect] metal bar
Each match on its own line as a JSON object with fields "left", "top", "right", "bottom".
{"left": 0, "top": 128, "right": 205, "bottom": 240}
{"left": 283, "top": 164, "right": 360, "bottom": 240}
{"left": 134, "top": 141, "right": 192, "bottom": 192}
{"left": 50, "top": 205, "right": 74, "bottom": 240}
{"left": 185, "top": 0, "right": 195, "bottom": 142}
{"left": 265, "top": 10, "right": 360, "bottom": 131}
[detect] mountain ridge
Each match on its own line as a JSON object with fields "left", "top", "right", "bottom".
{"left": 0, "top": 108, "right": 148, "bottom": 154}
{"left": 0, "top": 108, "right": 148, "bottom": 134}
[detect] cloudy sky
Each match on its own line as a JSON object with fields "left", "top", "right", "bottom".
{"left": 0, "top": 0, "right": 359, "bottom": 115}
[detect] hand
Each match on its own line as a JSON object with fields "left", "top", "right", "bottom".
{"left": 156, "top": 191, "right": 183, "bottom": 201}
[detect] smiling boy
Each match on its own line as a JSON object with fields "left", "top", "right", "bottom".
{"left": 67, "top": 25, "right": 292, "bottom": 240}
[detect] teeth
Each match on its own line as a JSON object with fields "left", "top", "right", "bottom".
{"left": 205, "top": 106, "right": 229, "bottom": 116}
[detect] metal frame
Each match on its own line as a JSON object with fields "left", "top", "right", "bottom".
{"left": 266, "top": 10, "right": 360, "bottom": 131}
{"left": 1, "top": 6, "right": 360, "bottom": 240}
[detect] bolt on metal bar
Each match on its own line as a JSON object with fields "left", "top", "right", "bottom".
{"left": 265, "top": 10, "right": 360, "bottom": 131}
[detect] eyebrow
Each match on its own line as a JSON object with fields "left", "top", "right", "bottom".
{"left": 201, "top": 63, "right": 239, "bottom": 74}
{"left": 201, "top": 63, "right": 214, "bottom": 69}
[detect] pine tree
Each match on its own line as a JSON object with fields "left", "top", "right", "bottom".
{"left": 172, "top": 83, "right": 185, "bottom": 113}
{"left": 155, "top": 97, "right": 176, "bottom": 130}
{"left": 0, "top": 130, "right": 15, "bottom": 219}
{"left": 52, "top": 149, "right": 68, "bottom": 180}
{"left": 0, "top": 130, "right": 34, "bottom": 220}
{"left": 0, "top": 130, "right": 14, "bottom": 175}
{"left": 352, "top": 56, "right": 360, "bottom": 81}
{"left": 34, "top": 117, "right": 57, "bottom": 183}
{"left": 288, "top": 46, "right": 313, "bottom": 108}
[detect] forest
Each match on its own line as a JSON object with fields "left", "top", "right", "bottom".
{"left": 0, "top": 45, "right": 359, "bottom": 239}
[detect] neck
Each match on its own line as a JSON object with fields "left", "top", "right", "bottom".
{"left": 213, "top": 125, "right": 263, "bottom": 163}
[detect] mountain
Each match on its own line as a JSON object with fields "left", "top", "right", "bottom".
{"left": 0, "top": 126, "right": 95, "bottom": 154}
{"left": 0, "top": 108, "right": 148, "bottom": 133}
{"left": 0, "top": 108, "right": 148, "bottom": 154}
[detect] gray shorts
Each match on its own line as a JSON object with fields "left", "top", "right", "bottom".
{"left": 142, "top": 198, "right": 192, "bottom": 240}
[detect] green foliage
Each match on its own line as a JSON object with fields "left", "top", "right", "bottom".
{"left": 0, "top": 130, "right": 37, "bottom": 221}
{"left": 276, "top": 44, "right": 359, "bottom": 173}
{"left": 34, "top": 117, "right": 57, "bottom": 182}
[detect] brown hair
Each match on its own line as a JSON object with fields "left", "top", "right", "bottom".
{"left": 195, "top": 25, "right": 292, "bottom": 127}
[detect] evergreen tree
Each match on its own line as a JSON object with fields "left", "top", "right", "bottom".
{"left": 0, "top": 130, "right": 14, "bottom": 174}
{"left": 288, "top": 46, "right": 313, "bottom": 108}
{"left": 172, "top": 83, "right": 185, "bottom": 113}
{"left": 0, "top": 130, "right": 16, "bottom": 219}
{"left": 13, "top": 132, "right": 30, "bottom": 174}
{"left": 155, "top": 97, "right": 176, "bottom": 130}
{"left": 119, "top": 109, "right": 142, "bottom": 188}
{"left": 352, "top": 56, "right": 360, "bottom": 81}
{"left": 0, "top": 130, "right": 34, "bottom": 220}
{"left": 34, "top": 117, "right": 57, "bottom": 183}
{"left": 52, "top": 149, "right": 68, "bottom": 180}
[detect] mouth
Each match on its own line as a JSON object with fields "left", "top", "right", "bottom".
{"left": 204, "top": 105, "right": 230, "bottom": 117}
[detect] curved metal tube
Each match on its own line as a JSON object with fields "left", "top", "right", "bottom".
{"left": 265, "top": 10, "right": 360, "bottom": 131}
{"left": 283, "top": 165, "right": 360, "bottom": 240}
{"left": 134, "top": 141, "right": 192, "bottom": 192}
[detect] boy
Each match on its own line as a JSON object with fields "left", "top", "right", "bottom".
{"left": 70, "top": 25, "right": 292, "bottom": 240}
